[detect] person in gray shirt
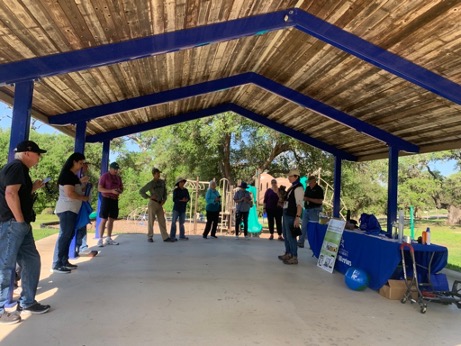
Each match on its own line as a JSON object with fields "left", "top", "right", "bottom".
{"left": 233, "top": 181, "right": 253, "bottom": 239}
{"left": 139, "top": 168, "right": 172, "bottom": 243}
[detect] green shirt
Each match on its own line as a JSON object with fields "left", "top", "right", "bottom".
{"left": 139, "top": 178, "right": 167, "bottom": 202}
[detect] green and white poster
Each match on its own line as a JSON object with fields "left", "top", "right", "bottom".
{"left": 317, "top": 219, "right": 346, "bottom": 273}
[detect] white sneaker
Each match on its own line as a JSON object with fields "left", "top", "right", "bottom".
{"left": 97, "top": 239, "right": 104, "bottom": 247}
{"left": 245, "top": 235, "right": 250, "bottom": 240}
{"left": 105, "top": 237, "right": 119, "bottom": 245}
{"left": 79, "top": 248, "right": 91, "bottom": 255}
{"left": 235, "top": 235, "right": 239, "bottom": 240}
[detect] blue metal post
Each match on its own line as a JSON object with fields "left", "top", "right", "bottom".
{"left": 68, "top": 122, "right": 87, "bottom": 259}
{"left": 333, "top": 156, "right": 342, "bottom": 218}
{"left": 74, "top": 121, "right": 87, "bottom": 153}
{"left": 8, "top": 81, "right": 34, "bottom": 162}
{"left": 6, "top": 80, "right": 34, "bottom": 307}
{"left": 387, "top": 147, "right": 399, "bottom": 236}
{"left": 95, "top": 140, "right": 110, "bottom": 239}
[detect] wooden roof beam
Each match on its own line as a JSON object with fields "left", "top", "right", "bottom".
{"left": 289, "top": 8, "right": 461, "bottom": 106}
{"left": 48, "top": 74, "right": 253, "bottom": 125}
{"left": 248, "top": 73, "right": 419, "bottom": 153}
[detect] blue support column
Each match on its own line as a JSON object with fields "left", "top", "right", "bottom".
{"left": 74, "top": 121, "right": 87, "bottom": 153}
{"left": 333, "top": 156, "right": 342, "bottom": 218}
{"left": 95, "top": 140, "right": 110, "bottom": 239}
{"left": 69, "top": 122, "right": 87, "bottom": 259}
{"left": 6, "top": 80, "right": 34, "bottom": 307}
{"left": 387, "top": 147, "right": 399, "bottom": 236}
{"left": 8, "top": 81, "right": 34, "bottom": 162}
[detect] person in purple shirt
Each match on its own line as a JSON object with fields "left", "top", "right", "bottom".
{"left": 263, "top": 179, "right": 284, "bottom": 241}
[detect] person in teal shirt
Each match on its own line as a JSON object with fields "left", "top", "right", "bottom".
{"left": 203, "top": 181, "right": 221, "bottom": 239}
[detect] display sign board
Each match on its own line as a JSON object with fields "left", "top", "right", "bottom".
{"left": 317, "top": 219, "right": 346, "bottom": 273}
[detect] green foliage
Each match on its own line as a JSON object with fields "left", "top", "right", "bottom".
{"left": 340, "top": 160, "right": 387, "bottom": 218}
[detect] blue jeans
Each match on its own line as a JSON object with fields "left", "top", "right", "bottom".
{"left": 299, "top": 207, "right": 322, "bottom": 246}
{"left": 170, "top": 210, "right": 186, "bottom": 239}
{"left": 53, "top": 211, "right": 78, "bottom": 268}
{"left": 0, "top": 221, "right": 41, "bottom": 312}
{"left": 76, "top": 226, "right": 88, "bottom": 253}
{"left": 282, "top": 212, "right": 297, "bottom": 257}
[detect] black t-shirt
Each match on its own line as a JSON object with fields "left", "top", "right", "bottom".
{"left": 58, "top": 169, "right": 81, "bottom": 186}
{"left": 304, "top": 184, "right": 324, "bottom": 209}
{"left": 0, "top": 159, "right": 34, "bottom": 223}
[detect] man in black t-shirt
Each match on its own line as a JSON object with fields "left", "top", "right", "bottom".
{"left": 298, "top": 176, "right": 324, "bottom": 248}
{"left": 0, "top": 140, "right": 50, "bottom": 325}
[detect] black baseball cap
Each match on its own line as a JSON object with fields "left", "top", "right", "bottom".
{"left": 152, "top": 167, "right": 161, "bottom": 174}
{"left": 109, "top": 162, "right": 120, "bottom": 169}
{"left": 14, "top": 140, "right": 47, "bottom": 154}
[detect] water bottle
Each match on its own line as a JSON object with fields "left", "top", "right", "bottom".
{"left": 426, "top": 227, "right": 431, "bottom": 245}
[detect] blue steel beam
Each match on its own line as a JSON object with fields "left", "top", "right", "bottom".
{"left": 387, "top": 147, "right": 399, "bottom": 237}
{"left": 49, "top": 74, "right": 253, "bottom": 125}
{"left": 52, "top": 72, "right": 417, "bottom": 153}
{"left": 248, "top": 73, "right": 419, "bottom": 153}
{"left": 86, "top": 104, "right": 234, "bottom": 143}
{"left": 0, "top": 11, "right": 292, "bottom": 85}
{"left": 228, "top": 104, "right": 355, "bottom": 161}
{"left": 289, "top": 8, "right": 461, "bottom": 106}
{"left": 85, "top": 102, "right": 356, "bottom": 161}
{"left": 333, "top": 156, "right": 342, "bottom": 218}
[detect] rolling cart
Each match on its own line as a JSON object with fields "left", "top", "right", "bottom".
{"left": 400, "top": 242, "right": 461, "bottom": 314}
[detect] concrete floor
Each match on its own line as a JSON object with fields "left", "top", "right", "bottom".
{"left": 1, "top": 232, "right": 461, "bottom": 346}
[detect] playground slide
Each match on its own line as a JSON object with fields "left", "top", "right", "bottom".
{"left": 247, "top": 185, "right": 263, "bottom": 233}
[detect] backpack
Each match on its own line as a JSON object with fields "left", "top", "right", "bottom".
{"left": 359, "top": 213, "right": 382, "bottom": 235}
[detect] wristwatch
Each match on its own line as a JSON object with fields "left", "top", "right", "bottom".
{"left": 296, "top": 215, "right": 301, "bottom": 218}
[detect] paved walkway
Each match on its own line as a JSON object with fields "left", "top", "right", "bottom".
{"left": 1, "top": 232, "right": 460, "bottom": 346}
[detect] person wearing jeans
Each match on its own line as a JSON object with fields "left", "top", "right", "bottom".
{"left": 169, "top": 178, "right": 190, "bottom": 240}
{"left": 298, "top": 176, "right": 324, "bottom": 248}
{"left": 52, "top": 152, "right": 88, "bottom": 273}
{"left": 0, "top": 140, "right": 50, "bottom": 324}
{"left": 278, "top": 169, "right": 304, "bottom": 265}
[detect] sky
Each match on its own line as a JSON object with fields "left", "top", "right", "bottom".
{"left": 0, "top": 101, "right": 458, "bottom": 176}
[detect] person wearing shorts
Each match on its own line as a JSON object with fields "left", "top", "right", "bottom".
{"left": 97, "top": 162, "right": 123, "bottom": 247}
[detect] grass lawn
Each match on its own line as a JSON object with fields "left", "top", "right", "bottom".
{"left": 413, "top": 220, "right": 461, "bottom": 271}
{"left": 32, "top": 214, "right": 59, "bottom": 241}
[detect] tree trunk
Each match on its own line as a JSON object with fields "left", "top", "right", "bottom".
{"left": 447, "top": 205, "right": 461, "bottom": 225}
{"left": 221, "top": 133, "right": 233, "bottom": 185}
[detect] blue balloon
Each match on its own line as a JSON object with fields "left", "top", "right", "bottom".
{"left": 345, "top": 267, "right": 369, "bottom": 291}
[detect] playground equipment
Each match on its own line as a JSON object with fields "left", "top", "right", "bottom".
{"left": 126, "top": 206, "right": 148, "bottom": 225}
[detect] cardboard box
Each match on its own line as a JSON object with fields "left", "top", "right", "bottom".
{"left": 379, "top": 279, "right": 418, "bottom": 300}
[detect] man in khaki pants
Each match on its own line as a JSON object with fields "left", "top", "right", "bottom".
{"left": 139, "top": 168, "right": 172, "bottom": 242}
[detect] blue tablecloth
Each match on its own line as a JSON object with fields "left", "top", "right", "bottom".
{"left": 307, "top": 224, "right": 448, "bottom": 290}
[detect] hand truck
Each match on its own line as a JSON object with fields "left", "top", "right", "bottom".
{"left": 400, "top": 242, "right": 461, "bottom": 314}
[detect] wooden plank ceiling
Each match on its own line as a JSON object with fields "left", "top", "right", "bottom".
{"left": 0, "top": 0, "right": 461, "bottom": 161}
